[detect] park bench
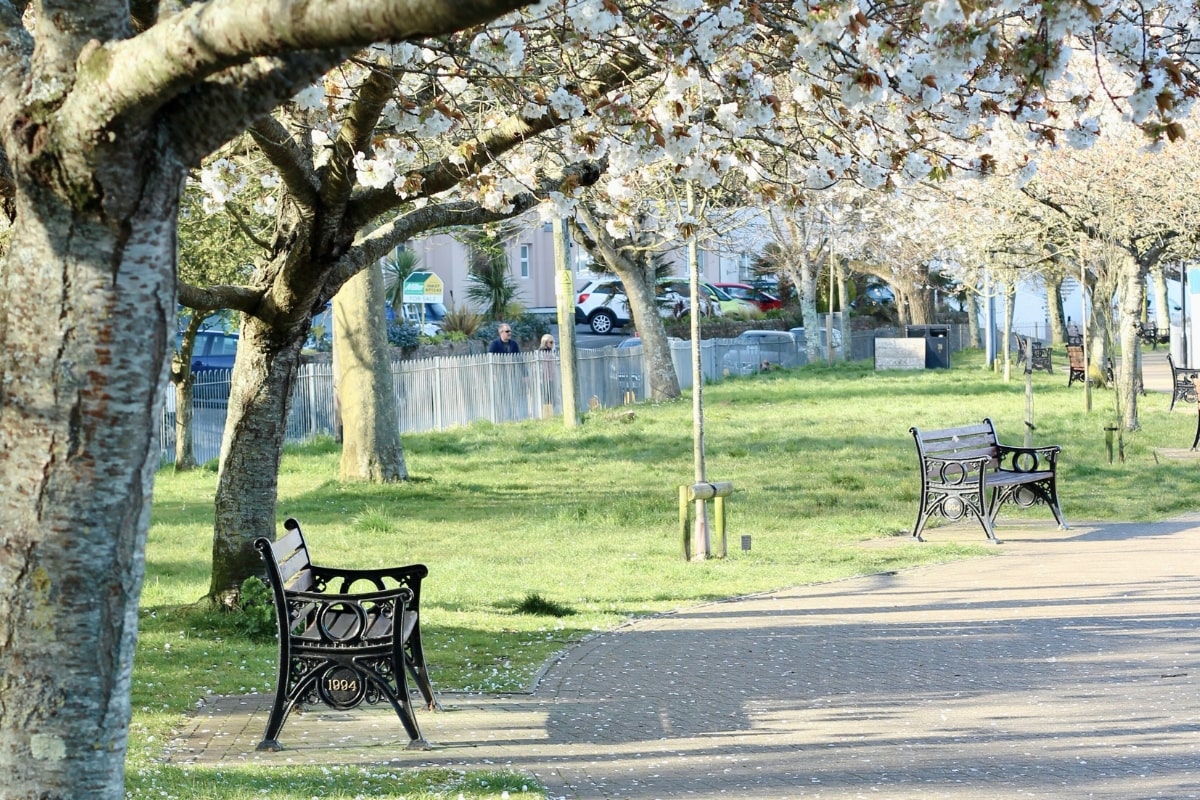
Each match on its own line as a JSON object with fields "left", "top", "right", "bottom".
{"left": 253, "top": 518, "right": 436, "bottom": 752}
{"left": 1167, "top": 353, "right": 1198, "bottom": 412}
{"left": 1014, "top": 335, "right": 1052, "bottom": 374}
{"left": 1066, "top": 344, "right": 1087, "bottom": 387}
{"left": 1136, "top": 321, "right": 1170, "bottom": 349}
{"left": 909, "top": 418, "right": 1067, "bottom": 543}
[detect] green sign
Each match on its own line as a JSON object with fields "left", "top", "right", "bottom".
{"left": 401, "top": 272, "right": 444, "bottom": 304}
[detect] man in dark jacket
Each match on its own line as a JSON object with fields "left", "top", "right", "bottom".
{"left": 488, "top": 323, "right": 519, "bottom": 354}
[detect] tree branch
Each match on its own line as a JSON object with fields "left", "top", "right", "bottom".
{"left": 0, "top": 3, "right": 32, "bottom": 125}
{"left": 177, "top": 280, "right": 264, "bottom": 314}
{"left": 162, "top": 51, "right": 348, "bottom": 168}
{"left": 61, "top": 0, "right": 533, "bottom": 153}
{"left": 328, "top": 158, "right": 606, "bottom": 292}
{"left": 321, "top": 58, "right": 395, "bottom": 223}
{"left": 345, "top": 44, "right": 647, "bottom": 229}
{"left": 248, "top": 114, "right": 320, "bottom": 209}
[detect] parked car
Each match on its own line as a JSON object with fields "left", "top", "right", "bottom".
{"left": 658, "top": 279, "right": 755, "bottom": 317}
{"left": 850, "top": 284, "right": 895, "bottom": 310}
{"left": 721, "top": 329, "right": 798, "bottom": 375}
{"left": 713, "top": 282, "right": 783, "bottom": 312}
{"left": 611, "top": 335, "right": 644, "bottom": 392}
{"left": 184, "top": 330, "right": 240, "bottom": 371}
{"left": 574, "top": 277, "right": 720, "bottom": 335}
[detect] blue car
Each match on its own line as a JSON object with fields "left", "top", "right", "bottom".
{"left": 185, "top": 330, "right": 240, "bottom": 372}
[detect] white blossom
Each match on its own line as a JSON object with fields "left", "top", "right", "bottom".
{"left": 567, "top": 0, "right": 620, "bottom": 36}
{"left": 293, "top": 84, "right": 326, "bottom": 111}
{"left": 469, "top": 29, "right": 526, "bottom": 74}
{"left": 548, "top": 87, "right": 585, "bottom": 120}
{"left": 352, "top": 153, "right": 396, "bottom": 190}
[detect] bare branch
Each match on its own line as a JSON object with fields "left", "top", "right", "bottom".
{"left": 177, "top": 280, "right": 263, "bottom": 314}
{"left": 248, "top": 114, "right": 320, "bottom": 209}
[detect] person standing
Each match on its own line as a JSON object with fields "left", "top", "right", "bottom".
{"left": 488, "top": 323, "right": 520, "bottom": 354}
{"left": 537, "top": 333, "right": 557, "bottom": 418}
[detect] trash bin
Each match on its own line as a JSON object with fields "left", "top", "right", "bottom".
{"left": 905, "top": 324, "right": 951, "bottom": 369}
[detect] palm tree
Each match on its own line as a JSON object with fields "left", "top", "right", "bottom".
{"left": 380, "top": 247, "right": 420, "bottom": 310}
{"left": 460, "top": 227, "right": 518, "bottom": 320}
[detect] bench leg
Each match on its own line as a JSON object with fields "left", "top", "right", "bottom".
{"left": 404, "top": 627, "right": 440, "bottom": 712}
{"left": 912, "top": 484, "right": 994, "bottom": 543}
{"left": 1193, "top": 410, "right": 1200, "bottom": 451}
{"left": 256, "top": 670, "right": 319, "bottom": 752}
{"left": 358, "top": 657, "right": 430, "bottom": 749}
{"left": 989, "top": 480, "right": 1068, "bottom": 536}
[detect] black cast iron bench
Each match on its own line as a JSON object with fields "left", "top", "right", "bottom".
{"left": 1167, "top": 353, "right": 1198, "bottom": 412}
{"left": 1015, "top": 335, "right": 1052, "bottom": 374}
{"left": 910, "top": 419, "right": 1067, "bottom": 544}
{"left": 253, "top": 518, "right": 436, "bottom": 752}
{"left": 1136, "top": 321, "right": 1170, "bottom": 349}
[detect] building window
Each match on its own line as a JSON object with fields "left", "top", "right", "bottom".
{"left": 519, "top": 244, "right": 531, "bottom": 278}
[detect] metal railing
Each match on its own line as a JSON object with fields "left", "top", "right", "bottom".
{"left": 158, "top": 325, "right": 969, "bottom": 465}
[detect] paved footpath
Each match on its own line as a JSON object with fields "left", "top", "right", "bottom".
{"left": 169, "top": 517, "right": 1200, "bottom": 799}
{"left": 168, "top": 352, "right": 1200, "bottom": 798}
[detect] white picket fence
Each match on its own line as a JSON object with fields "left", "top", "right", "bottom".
{"left": 158, "top": 326, "right": 968, "bottom": 465}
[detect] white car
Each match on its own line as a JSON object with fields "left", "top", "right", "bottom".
{"left": 574, "top": 277, "right": 721, "bottom": 335}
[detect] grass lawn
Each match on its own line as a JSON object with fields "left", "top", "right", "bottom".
{"left": 130, "top": 348, "right": 1195, "bottom": 798}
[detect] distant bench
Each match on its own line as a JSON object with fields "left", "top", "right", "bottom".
{"left": 1014, "top": 335, "right": 1052, "bottom": 374}
{"left": 253, "top": 518, "right": 436, "bottom": 752}
{"left": 1136, "top": 322, "right": 1170, "bottom": 349}
{"left": 909, "top": 419, "right": 1067, "bottom": 543}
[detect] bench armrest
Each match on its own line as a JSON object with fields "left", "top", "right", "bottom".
{"left": 309, "top": 563, "right": 429, "bottom": 596}
{"left": 920, "top": 454, "right": 992, "bottom": 485}
{"left": 287, "top": 584, "right": 413, "bottom": 605}
{"left": 995, "top": 444, "right": 1060, "bottom": 472}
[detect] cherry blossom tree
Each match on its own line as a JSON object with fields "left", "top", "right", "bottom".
{"left": 0, "top": 2, "right": 536, "bottom": 797}
{"left": 3, "top": 1, "right": 1197, "bottom": 796}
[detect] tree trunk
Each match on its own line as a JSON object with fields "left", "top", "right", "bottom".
{"left": 1002, "top": 282, "right": 1016, "bottom": 382}
{"left": 208, "top": 308, "right": 313, "bottom": 603}
{"left": 785, "top": 254, "right": 820, "bottom": 361}
{"left": 0, "top": 176, "right": 181, "bottom": 799}
{"left": 170, "top": 314, "right": 210, "bottom": 471}
{"left": 1047, "top": 275, "right": 1066, "bottom": 346}
{"left": 334, "top": 263, "right": 408, "bottom": 481}
{"left": 967, "top": 281, "right": 980, "bottom": 348}
{"left": 1117, "top": 254, "right": 1145, "bottom": 430}
{"left": 836, "top": 258, "right": 849, "bottom": 362}
{"left": 1149, "top": 261, "right": 1170, "bottom": 329}
{"left": 622, "top": 270, "right": 681, "bottom": 401}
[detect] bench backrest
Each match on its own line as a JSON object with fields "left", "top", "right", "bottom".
{"left": 1067, "top": 345, "right": 1084, "bottom": 369}
{"left": 259, "top": 518, "right": 315, "bottom": 593}
{"left": 1168, "top": 352, "right": 1192, "bottom": 377}
{"left": 911, "top": 419, "right": 1000, "bottom": 471}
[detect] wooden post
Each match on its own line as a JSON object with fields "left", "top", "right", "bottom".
{"left": 679, "top": 481, "right": 734, "bottom": 561}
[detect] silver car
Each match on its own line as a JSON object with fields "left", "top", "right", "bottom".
{"left": 721, "top": 330, "right": 798, "bottom": 375}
